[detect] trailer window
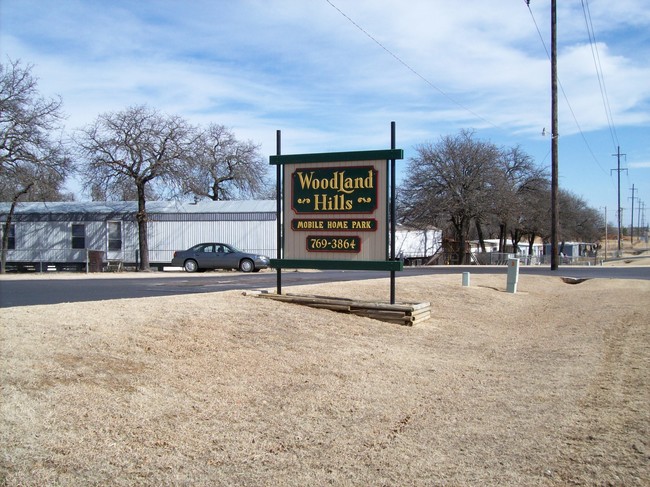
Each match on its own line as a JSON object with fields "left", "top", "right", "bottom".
{"left": 2, "top": 223, "right": 15, "bottom": 249}
{"left": 72, "top": 224, "right": 85, "bottom": 249}
{"left": 108, "top": 221, "right": 122, "bottom": 250}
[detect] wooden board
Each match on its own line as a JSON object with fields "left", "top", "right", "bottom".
{"left": 249, "top": 292, "right": 431, "bottom": 326}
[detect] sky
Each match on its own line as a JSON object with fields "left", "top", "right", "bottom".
{"left": 1, "top": 0, "right": 649, "bottom": 227}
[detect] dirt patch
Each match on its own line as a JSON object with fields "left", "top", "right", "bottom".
{"left": 1, "top": 273, "right": 649, "bottom": 486}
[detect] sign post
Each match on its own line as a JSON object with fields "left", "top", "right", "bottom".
{"left": 270, "top": 127, "right": 403, "bottom": 301}
{"left": 390, "top": 121, "right": 397, "bottom": 303}
{"left": 275, "top": 130, "right": 282, "bottom": 295}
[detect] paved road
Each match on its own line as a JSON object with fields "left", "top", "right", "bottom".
{"left": 1, "top": 265, "right": 648, "bottom": 308}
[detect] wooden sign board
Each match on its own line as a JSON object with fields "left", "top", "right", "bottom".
{"left": 270, "top": 149, "right": 403, "bottom": 271}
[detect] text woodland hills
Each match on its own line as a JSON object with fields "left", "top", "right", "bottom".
{"left": 291, "top": 166, "right": 377, "bottom": 213}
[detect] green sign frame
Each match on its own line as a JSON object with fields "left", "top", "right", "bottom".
{"left": 271, "top": 148, "right": 403, "bottom": 272}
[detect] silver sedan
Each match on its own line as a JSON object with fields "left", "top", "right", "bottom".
{"left": 171, "top": 243, "right": 270, "bottom": 273}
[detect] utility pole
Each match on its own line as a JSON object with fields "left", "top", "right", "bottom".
{"left": 638, "top": 199, "right": 643, "bottom": 244}
{"left": 603, "top": 206, "right": 608, "bottom": 259}
{"left": 527, "top": 0, "right": 558, "bottom": 268}
{"left": 639, "top": 201, "right": 648, "bottom": 249}
{"left": 629, "top": 184, "right": 637, "bottom": 244}
{"left": 550, "top": 0, "right": 559, "bottom": 271}
{"left": 611, "top": 146, "right": 627, "bottom": 255}
{"left": 603, "top": 207, "right": 608, "bottom": 260}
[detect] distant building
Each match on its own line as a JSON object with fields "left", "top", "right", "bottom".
{"left": 394, "top": 225, "right": 443, "bottom": 266}
{"left": 0, "top": 200, "right": 276, "bottom": 271}
{"left": 469, "top": 238, "right": 545, "bottom": 265}
{"left": 545, "top": 242, "right": 600, "bottom": 262}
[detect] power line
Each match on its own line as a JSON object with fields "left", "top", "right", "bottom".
{"left": 525, "top": 1, "right": 609, "bottom": 176}
{"left": 326, "top": 0, "right": 618, "bottom": 186}
{"left": 323, "top": 0, "right": 501, "bottom": 131}
{"left": 581, "top": 0, "right": 619, "bottom": 149}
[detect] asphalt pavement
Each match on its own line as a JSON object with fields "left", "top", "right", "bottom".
{"left": 1, "top": 265, "right": 648, "bottom": 308}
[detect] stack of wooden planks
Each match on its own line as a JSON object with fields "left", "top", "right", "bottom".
{"left": 251, "top": 292, "right": 431, "bottom": 326}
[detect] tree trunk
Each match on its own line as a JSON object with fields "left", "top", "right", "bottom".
{"left": 210, "top": 181, "right": 221, "bottom": 201}
{"left": 527, "top": 234, "right": 535, "bottom": 255}
{"left": 498, "top": 223, "right": 506, "bottom": 253}
{"left": 458, "top": 217, "right": 470, "bottom": 265}
{"left": 510, "top": 228, "right": 523, "bottom": 255}
{"left": 475, "top": 219, "right": 486, "bottom": 252}
{"left": 449, "top": 217, "right": 462, "bottom": 264}
{"left": 136, "top": 184, "right": 150, "bottom": 271}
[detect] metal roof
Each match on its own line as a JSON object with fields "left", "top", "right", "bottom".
{"left": 0, "top": 200, "right": 276, "bottom": 216}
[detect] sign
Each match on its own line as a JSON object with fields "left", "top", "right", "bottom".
{"left": 291, "top": 218, "right": 377, "bottom": 231}
{"left": 306, "top": 236, "right": 361, "bottom": 253}
{"left": 284, "top": 159, "right": 385, "bottom": 261}
{"left": 270, "top": 148, "right": 403, "bottom": 271}
{"left": 292, "top": 166, "right": 377, "bottom": 213}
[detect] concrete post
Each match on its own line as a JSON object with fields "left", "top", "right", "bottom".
{"left": 462, "top": 272, "right": 470, "bottom": 287}
{"left": 507, "top": 258, "right": 520, "bottom": 293}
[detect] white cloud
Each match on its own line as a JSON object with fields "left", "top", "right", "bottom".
{"left": 1, "top": 0, "right": 649, "bottom": 209}
{"left": 629, "top": 161, "right": 650, "bottom": 169}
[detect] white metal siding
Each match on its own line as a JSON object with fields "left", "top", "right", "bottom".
{"left": 2, "top": 200, "right": 278, "bottom": 266}
{"left": 85, "top": 222, "right": 106, "bottom": 252}
{"left": 7, "top": 221, "right": 97, "bottom": 263}
{"left": 394, "top": 228, "right": 443, "bottom": 258}
{"left": 148, "top": 219, "right": 276, "bottom": 263}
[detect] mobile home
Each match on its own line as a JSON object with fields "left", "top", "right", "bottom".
{"left": 394, "top": 225, "right": 442, "bottom": 266}
{"left": 0, "top": 200, "right": 276, "bottom": 272}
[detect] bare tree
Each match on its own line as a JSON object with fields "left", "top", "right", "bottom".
{"left": 400, "top": 130, "right": 500, "bottom": 264}
{"left": 75, "top": 105, "right": 193, "bottom": 270}
{"left": 490, "top": 145, "right": 549, "bottom": 253}
{"left": 521, "top": 181, "right": 552, "bottom": 255}
{"left": 401, "top": 129, "right": 604, "bottom": 264}
{"left": 519, "top": 186, "right": 603, "bottom": 258}
{"left": 182, "top": 124, "right": 269, "bottom": 201}
{"left": 558, "top": 189, "right": 604, "bottom": 243}
{"left": 0, "top": 59, "right": 71, "bottom": 273}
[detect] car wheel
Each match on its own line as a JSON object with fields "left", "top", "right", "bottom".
{"left": 184, "top": 259, "right": 199, "bottom": 273}
{"left": 239, "top": 258, "right": 254, "bottom": 273}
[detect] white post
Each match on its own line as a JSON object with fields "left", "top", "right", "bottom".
{"left": 507, "top": 258, "right": 520, "bottom": 293}
{"left": 462, "top": 272, "right": 470, "bottom": 287}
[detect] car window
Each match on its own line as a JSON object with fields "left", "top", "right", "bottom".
{"left": 201, "top": 244, "right": 214, "bottom": 253}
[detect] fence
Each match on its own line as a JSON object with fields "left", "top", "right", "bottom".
{"left": 472, "top": 252, "right": 605, "bottom": 266}
{"left": 536, "top": 254, "right": 604, "bottom": 266}
{"left": 472, "top": 252, "right": 541, "bottom": 266}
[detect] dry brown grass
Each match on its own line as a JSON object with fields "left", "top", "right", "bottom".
{"left": 1, "top": 273, "right": 649, "bottom": 486}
